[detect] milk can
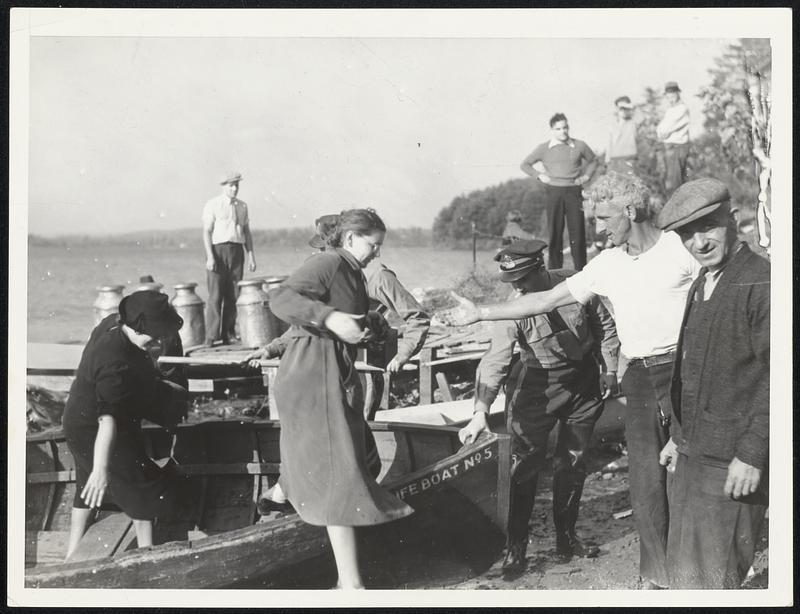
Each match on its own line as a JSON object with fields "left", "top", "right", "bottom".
{"left": 93, "top": 284, "right": 125, "bottom": 325}
{"left": 262, "top": 275, "right": 289, "bottom": 337}
{"left": 171, "top": 282, "right": 206, "bottom": 348}
{"left": 236, "top": 279, "right": 273, "bottom": 348}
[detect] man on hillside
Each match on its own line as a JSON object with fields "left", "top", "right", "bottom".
{"left": 520, "top": 113, "right": 598, "bottom": 271}
{"left": 459, "top": 240, "right": 619, "bottom": 578}
{"left": 606, "top": 96, "right": 639, "bottom": 176}
{"left": 501, "top": 210, "right": 535, "bottom": 246}
{"left": 656, "top": 81, "right": 691, "bottom": 196}
{"left": 437, "top": 171, "right": 702, "bottom": 589}
{"left": 656, "top": 178, "right": 769, "bottom": 589}
{"left": 202, "top": 171, "right": 257, "bottom": 345}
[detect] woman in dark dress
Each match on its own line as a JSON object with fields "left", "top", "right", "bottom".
{"left": 63, "top": 290, "right": 187, "bottom": 560}
{"left": 270, "top": 208, "right": 414, "bottom": 589}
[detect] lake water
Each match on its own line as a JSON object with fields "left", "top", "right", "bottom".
{"left": 25, "top": 244, "right": 500, "bottom": 343}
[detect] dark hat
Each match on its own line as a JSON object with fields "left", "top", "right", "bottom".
{"left": 614, "top": 95, "right": 634, "bottom": 109}
{"left": 656, "top": 178, "right": 731, "bottom": 232}
{"left": 494, "top": 239, "right": 548, "bottom": 282}
{"left": 308, "top": 213, "right": 340, "bottom": 249}
{"left": 664, "top": 81, "right": 681, "bottom": 94}
{"left": 220, "top": 171, "right": 243, "bottom": 185}
{"left": 119, "top": 290, "right": 183, "bottom": 339}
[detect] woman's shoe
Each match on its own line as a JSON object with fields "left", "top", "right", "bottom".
{"left": 256, "top": 486, "right": 293, "bottom": 515}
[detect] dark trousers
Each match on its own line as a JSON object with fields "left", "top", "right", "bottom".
{"left": 620, "top": 360, "right": 673, "bottom": 587}
{"left": 544, "top": 185, "right": 587, "bottom": 270}
{"left": 667, "top": 453, "right": 767, "bottom": 588}
{"left": 663, "top": 143, "right": 689, "bottom": 197}
{"left": 205, "top": 242, "right": 244, "bottom": 343}
{"left": 505, "top": 356, "right": 604, "bottom": 547}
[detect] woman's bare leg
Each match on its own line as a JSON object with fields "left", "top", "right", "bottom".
{"left": 326, "top": 525, "right": 364, "bottom": 589}
{"left": 133, "top": 519, "right": 153, "bottom": 548}
{"left": 65, "top": 507, "right": 93, "bottom": 560}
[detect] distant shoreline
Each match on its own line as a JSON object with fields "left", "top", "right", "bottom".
{"left": 28, "top": 226, "right": 435, "bottom": 249}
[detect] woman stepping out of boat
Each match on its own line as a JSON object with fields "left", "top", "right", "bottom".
{"left": 62, "top": 291, "right": 188, "bottom": 560}
{"left": 269, "top": 208, "right": 414, "bottom": 589}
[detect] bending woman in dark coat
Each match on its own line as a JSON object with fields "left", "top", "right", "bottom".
{"left": 63, "top": 290, "right": 187, "bottom": 560}
{"left": 270, "top": 208, "right": 414, "bottom": 589}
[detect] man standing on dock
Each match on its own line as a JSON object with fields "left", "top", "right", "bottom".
{"left": 520, "top": 113, "right": 598, "bottom": 271}
{"left": 439, "top": 172, "right": 702, "bottom": 589}
{"left": 459, "top": 239, "right": 619, "bottom": 578}
{"left": 657, "top": 178, "right": 769, "bottom": 588}
{"left": 202, "top": 171, "right": 257, "bottom": 345}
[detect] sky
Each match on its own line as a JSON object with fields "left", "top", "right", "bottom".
{"left": 12, "top": 9, "right": 780, "bottom": 236}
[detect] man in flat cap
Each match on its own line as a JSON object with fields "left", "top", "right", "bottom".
{"left": 521, "top": 113, "right": 598, "bottom": 270}
{"left": 202, "top": 171, "right": 257, "bottom": 345}
{"left": 606, "top": 96, "right": 640, "bottom": 176}
{"left": 459, "top": 239, "right": 619, "bottom": 578}
{"left": 656, "top": 81, "right": 691, "bottom": 197}
{"left": 438, "top": 171, "right": 702, "bottom": 589}
{"left": 656, "top": 178, "right": 770, "bottom": 589}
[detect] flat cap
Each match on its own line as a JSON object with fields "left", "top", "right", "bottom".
{"left": 657, "top": 178, "right": 731, "bottom": 232}
{"left": 615, "top": 95, "right": 634, "bottom": 109}
{"left": 220, "top": 171, "right": 243, "bottom": 185}
{"left": 494, "top": 239, "right": 547, "bottom": 282}
{"left": 664, "top": 81, "right": 681, "bottom": 93}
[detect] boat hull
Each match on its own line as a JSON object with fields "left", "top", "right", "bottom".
{"left": 24, "top": 420, "right": 509, "bottom": 589}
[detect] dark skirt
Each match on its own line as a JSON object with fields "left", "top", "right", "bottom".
{"left": 64, "top": 418, "right": 176, "bottom": 521}
{"left": 274, "top": 335, "right": 413, "bottom": 526}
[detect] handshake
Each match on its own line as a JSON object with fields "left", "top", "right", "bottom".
{"left": 433, "top": 292, "right": 482, "bottom": 328}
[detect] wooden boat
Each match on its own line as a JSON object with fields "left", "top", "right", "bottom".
{"left": 25, "top": 418, "right": 511, "bottom": 589}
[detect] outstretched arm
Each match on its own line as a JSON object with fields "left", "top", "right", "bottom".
{"left": 438, "top": 281, "right": 578, "bottom": 326}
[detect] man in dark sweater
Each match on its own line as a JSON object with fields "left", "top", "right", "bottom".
{"left": 656, "top": 178, "right": 770, "bottom": 589}
{"left": 521, "top": 113, "right": 598, "bottom": 271}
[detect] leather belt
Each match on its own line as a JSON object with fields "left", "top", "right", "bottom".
{"left": 627, "top": 352, "right": 675, "bottom": 368}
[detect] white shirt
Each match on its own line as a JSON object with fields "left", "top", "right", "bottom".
{"left": 202, "top": 194, "right": 249, "bottom": 245}
{"left": 548, "top": 138, "right": 575, "bottom": 148}
{"left": 656, "top": 102, "right": 690, "bottom": 144}
{"left": 565, "top": 231, "right": 701, "bottom": 359}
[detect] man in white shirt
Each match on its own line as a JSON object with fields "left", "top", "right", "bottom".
{"left": 656, "top": 81, "right": 691, "bottom": 197}
{"left": 437, "top": 171, "right": 701, "bottom": 589}
{"left": 202, "top": 171, "right": 257, "bottom": 345}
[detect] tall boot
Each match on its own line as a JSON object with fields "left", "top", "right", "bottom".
{"left": 503, "top": 476, "right": 537, "bottom": 578}
{"left": 553, "top": 423, "right": 599, "bottom": 561}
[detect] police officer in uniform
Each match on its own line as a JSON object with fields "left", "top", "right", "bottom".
{"left": 459, "top": 240, "right": 619, "bottom": 577}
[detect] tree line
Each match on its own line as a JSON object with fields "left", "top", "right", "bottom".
{"left": 433, "top": 38, "right": 771, "bottom": 248}
{"left": 29, "top": 226, "right": 434, "bottom": 249}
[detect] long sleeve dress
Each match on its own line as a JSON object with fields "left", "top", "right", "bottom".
{"left": 62, "top": 315, "right": 184, "bottom": 520}
{"left": 270, "top": 248, "right": 414, "bottom": 526}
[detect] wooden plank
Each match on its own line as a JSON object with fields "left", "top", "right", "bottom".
{"left": 113, "top": 524, "right": 138, "bottom": 558}
{"left": 27, "top": 470, "right": 77, "bottom": 484}
{"left": 26, "top": 530, "right": 70, "bottom": 567}
{"left": 373, "top": 395, "right": 506, "bottom": 426}
{"left": 380, "top": 372, "right": 392, "bottom": 410}
{"left": 435, "top": 372, "right": 454, "bottom": 403}
{"left": 69, "top": 513, "right": 133, "bottom": 562}
{"left": 418, "top": 347, "right": 435, "bottom": 405}
{"left": 422, "top": 351, "right": 486, "bottom": 367}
